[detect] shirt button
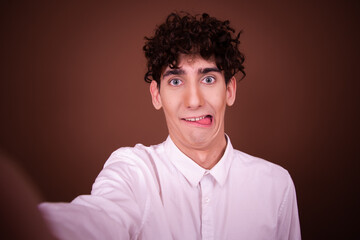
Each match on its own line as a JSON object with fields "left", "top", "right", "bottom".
{"left": 204, "top": 197, "right": 210, "bottom": 203}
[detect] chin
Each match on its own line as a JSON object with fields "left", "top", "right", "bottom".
{"left": 185, "top": 133, "right": 214, "bottom": 147}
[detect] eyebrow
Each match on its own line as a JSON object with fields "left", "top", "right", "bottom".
{"left": 199, "top": 67, "right": 221, "bottom": 74}
{"left": 162, "top": 67, "right": 221, "bottom": 79}
{"left": 162, "top": 69, "right": 185, "bottom": 78}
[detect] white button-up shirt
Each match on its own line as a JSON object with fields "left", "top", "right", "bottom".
{"left": 40, "top": 135, "right": 301, "bottom": 240}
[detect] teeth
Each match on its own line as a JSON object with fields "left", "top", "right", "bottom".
{"left": 185, "top": 116, "right": 207, "bottom": 122}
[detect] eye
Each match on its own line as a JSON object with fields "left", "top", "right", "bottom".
{"left": 169, "top": 78, "right": 183, "bottom": 86}
{"left": 202, "top": 76, "right": 215, "bottom": 84}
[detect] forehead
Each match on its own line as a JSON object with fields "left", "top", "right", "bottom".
{"left": 162, "top": 54, "right": 217, "bottom": 76}
{"left": 180, "top": 54, "right": 214, "bottom": 65}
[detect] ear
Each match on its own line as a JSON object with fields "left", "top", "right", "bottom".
{"left": 226, "top": 76, "right": 237, "bottom": 106}
{"left": 150, "top": 80, "right": 162, "bottom": 110}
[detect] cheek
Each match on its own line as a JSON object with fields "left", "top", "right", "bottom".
{"left": 214, "top": 101, "right": 227, "bottom": 115}
{"left": 161, "top": 95, "right": 180, "bottom": 116}
{"left": 206, "top": 90, "right": 227, "bottom": 111}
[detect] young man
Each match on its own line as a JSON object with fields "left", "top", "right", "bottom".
{"left": 40, "top": 13, "right": 301, "bottom": 239}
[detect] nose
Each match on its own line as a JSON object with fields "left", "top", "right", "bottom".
{"left": 184, "top": 83, "right": 204, "bottom": 109}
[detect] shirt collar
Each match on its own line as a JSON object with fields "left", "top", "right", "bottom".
{"left": 164, "top": 134, "right": 234, "bottom": 187}
{"left": 210, "top": 135, "right": 234, "bottom": 186}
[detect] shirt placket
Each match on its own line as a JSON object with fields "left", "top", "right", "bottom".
{"left": 200, "top": 171, "right": 214, "bottom": 240}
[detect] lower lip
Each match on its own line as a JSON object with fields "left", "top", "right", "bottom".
{"left": 182, "top": 116, "right": 213, "bottom": 128}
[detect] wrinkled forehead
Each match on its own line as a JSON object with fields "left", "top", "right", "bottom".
{"left": 161, "top": 54, "right": 217, "bottom": 75}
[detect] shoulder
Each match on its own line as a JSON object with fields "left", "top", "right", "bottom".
{"left": 91, "top": 141, "right": 165, "bottom": 195}
{"left": 229, "top": 149, "right": 296, "bottom": 210}
{"left": 104, "top": 141, "right": 165, "bottom": 168}
{"left": 231, "top": 149, "right": 293, "bottom": 186}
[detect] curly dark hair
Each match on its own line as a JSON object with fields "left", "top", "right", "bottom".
{"left": 143, "top": 12, "right": 245, "bottom": 86}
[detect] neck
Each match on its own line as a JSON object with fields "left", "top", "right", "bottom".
{"left": 172, "top": 134, "right": 227, "bottom": 169}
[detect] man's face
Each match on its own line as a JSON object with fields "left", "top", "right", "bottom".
{"left": 150, "top": 54, "right": 236, "bottom": 151}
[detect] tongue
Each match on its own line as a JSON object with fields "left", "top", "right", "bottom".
{"left": 197, "top": 116, "right": 212, "bottom": 125}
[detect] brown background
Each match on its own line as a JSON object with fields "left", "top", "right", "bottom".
{"left": 1, "top": 0, "right": 359, "bottom": 239}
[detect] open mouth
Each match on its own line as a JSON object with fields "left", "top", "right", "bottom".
{"left": 182, "top": 115, "right": 213, "bottom": 125}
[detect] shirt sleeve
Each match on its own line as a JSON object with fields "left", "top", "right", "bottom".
{"left": 39, "top": 151, "right": 151, "bottom": 240}
{"left": 39, "top": 201, "right": 130, "bottom": 240}
{"left": 276, "top": 175, "right": 302, "bottom": 240}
